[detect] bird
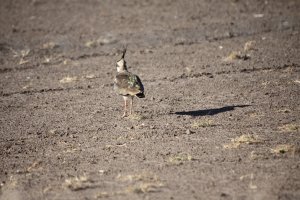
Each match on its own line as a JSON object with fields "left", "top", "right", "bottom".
{"left": 114, "top": 48, "right": 145, "bottom": 117}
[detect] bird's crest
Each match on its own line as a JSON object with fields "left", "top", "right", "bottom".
{"left": 121, "top": 47, "right": 127, "bottom": 59}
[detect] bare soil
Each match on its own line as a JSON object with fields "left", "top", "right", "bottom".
{"left": 0, "top": 0, "right": 300, "bottom": 199}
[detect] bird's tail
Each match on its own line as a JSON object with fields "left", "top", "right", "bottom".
{"left": 136, "top": 92, "right": 145, "bottom": 98}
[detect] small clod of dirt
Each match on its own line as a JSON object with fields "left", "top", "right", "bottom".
{"left": 64, "top": 176, "right": 96, "bottom": 191}
{"left": 168, "top": 153, "right": 194, "bottom": 165}
{"left": 59, "top": 76, "right": 78, "bottom": 83}
{"left": 191, "top": 119, "right": 215, "bottom": 128}
{"left": 244, "top": 41, "right": 256, "bottom": 52}
{"left": 223, "top": 134, "right": 261, "bottom": 149}
{"left": 271, "top": 144, "right": 298, "bottom": 155}
{"left": 128, "top": 114, "right": 146, "bottom": 121}
{"left": 42, "top": 42, "right": 59, "bottom": 49}
{"left": 278, "top": 124, "right": 299, "bottom": 132}
{"left": 224, "top": 51, "right": 250, "bottom": 62}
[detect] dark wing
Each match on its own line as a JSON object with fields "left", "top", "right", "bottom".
{"left": 135, "top": 75, "right": 144, "bottom": 93}
{"left": 114, "top": 72, "right": 144, "bottom": 96}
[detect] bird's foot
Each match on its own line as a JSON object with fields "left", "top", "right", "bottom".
{"left": 121, "top": 112, "right": 128, "bottom": 118}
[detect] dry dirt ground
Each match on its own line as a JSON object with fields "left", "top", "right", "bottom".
{"left": 0, "top": 0, "right": 300, "bottom": 199}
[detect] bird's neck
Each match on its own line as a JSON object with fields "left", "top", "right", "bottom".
{"left": 117, "top": 68, "right": 128, "bottom": 73}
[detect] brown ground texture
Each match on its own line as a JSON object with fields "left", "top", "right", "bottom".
{"left": 0, "top": 0, "right": 300, "bottom": 199}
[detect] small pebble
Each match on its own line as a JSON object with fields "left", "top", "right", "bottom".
{"left": 186, "top": 129, "right": 194, "bottom": 135}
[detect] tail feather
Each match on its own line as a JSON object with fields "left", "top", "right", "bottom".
{"left": 136, "top": 92, "right": 145, "bottom": 98}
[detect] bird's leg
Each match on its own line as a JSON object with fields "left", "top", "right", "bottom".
{"left": 122, "top": 96, "right": 128, "bottom": 117}
{"left": 129, "top": 96, "right": 133, "bottom": 115}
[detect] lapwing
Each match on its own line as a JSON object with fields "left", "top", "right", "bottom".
{"left": 114, "top": 48, "right": 145, "bottom": 117}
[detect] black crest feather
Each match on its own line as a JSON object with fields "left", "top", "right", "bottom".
{"left": 121, "top": 46, "right": 127, "bottom": 59}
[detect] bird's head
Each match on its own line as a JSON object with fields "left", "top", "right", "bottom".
{"left": 116, "top": 48, "right": 127, "bottom": 72}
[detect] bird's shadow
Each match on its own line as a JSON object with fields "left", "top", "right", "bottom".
{"left": 173, "top": 105, "right": 250, "bottom": 117}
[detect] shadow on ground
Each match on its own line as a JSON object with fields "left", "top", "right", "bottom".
{"left": 174, "top": 105, "right": 250, "bottom": 117}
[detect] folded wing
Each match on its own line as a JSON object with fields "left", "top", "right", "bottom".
{"left": 114, "top": 72, "right": 144, "bottom": 96}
